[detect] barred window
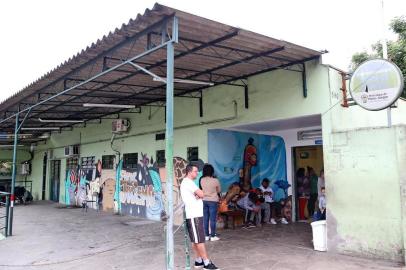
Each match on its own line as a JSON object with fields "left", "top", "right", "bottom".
{"left": 123, "top": 153, "right": 138, "bottom": 169}
{"left": 102, "top": 155, "right": 115, "bottom": 169}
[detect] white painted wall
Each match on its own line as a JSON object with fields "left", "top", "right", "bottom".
{"left": 260, "top": 126, "right": 322, "bottom": 189}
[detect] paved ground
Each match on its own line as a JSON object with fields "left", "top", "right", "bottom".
{"left": 0, "top": 201, "right": 404, "bottom": 270}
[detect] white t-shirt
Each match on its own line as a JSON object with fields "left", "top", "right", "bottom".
{"left": 259, "top": 185, "right": 274, "bottom": 203}
{"left": 180, "top": 177, "right": 203, "bottom": 219}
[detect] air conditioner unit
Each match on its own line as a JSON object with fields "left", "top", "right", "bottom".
{"left": 21, "top": 162, "right": 31, "bottom": 175}
{"left": 112, "top": 119, "right": 129, "bottom": 134}
{"left": 297, "top": 129, "right": 322, "bottom": 141}
{"left": 64, "top": 145, "right": 80, "bottom": 157}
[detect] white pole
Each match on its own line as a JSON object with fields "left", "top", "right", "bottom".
{"left": 381, "top": 0, "right": 391, "bottom": 127}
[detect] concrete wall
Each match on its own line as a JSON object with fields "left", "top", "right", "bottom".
{"left": 324, "top": 126, "right": 405, "bottom": 262}
{"left": 322, "top": 66, "right": 406, "bottom": 262}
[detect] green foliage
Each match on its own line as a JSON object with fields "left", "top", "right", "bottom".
{"left": 350, "top": 16, "right": 406, "bottom": 98}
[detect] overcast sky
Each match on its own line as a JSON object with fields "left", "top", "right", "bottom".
{"left": 0, "top": 0, "right": 405, "bottom": 102}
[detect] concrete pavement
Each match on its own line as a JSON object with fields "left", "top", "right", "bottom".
{"left": 0, "top": 201, "right": 403, "bottom": 270}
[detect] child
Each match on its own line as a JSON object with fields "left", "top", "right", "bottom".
{"left": 237, "top": 190, "right": 261, "bottom": 228}
{"left": 317, "top": 187, "right": 326, "bottom": 220}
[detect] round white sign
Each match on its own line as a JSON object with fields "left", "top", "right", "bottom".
{"left": 349, "top": 59, "right": 404, "bottom": 111}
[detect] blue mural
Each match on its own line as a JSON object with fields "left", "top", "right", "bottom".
{"left": 208, "top": 129, "right": 287, "bottom": 198}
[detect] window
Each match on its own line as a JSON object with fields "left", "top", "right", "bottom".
{"left": 81, "top": 156, "right": 95, "bottom": 169}
{"left": 156, "top": 150, "right": 165, "bottom": 165}
{"left": 102, "top": 155, "right": 115, "bottom": 169}
{"left": 123, "top": 153, "right": 138, "bottom": 169}
{"left": 155, "top": 133, "right": 165, "bottom": 140}
{"left": 187, "top": 147, "right": 199, "bottom": 162}
{"left": 66, "top": 157, "right": 79, "bottom": 170}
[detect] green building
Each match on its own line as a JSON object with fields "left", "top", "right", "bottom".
{"left": 1, "top": 3, "right": 405, "bottom": 264}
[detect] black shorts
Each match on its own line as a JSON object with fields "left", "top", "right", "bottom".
{"left": 186, "top": 216, "right": 205, "bottom": 244}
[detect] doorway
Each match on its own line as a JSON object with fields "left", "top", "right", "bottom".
{"left": 293, "top": 145, "right": 324, "bottom": 221}
{"left": 50, "top": 160, "right": 61, "bottom": 202}
{"left": 42, "top": 152, "right": 47, "bottom": 200}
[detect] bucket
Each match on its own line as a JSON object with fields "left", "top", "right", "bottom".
{"left": 311, "top": 220, "right": 327, "bottom": 251}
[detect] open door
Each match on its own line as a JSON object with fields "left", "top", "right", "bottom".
{"left": 293, "top": 146, "right": 323, "bottom": 221}
{"left": 50, "top": 160, "right": 61, "bottom": 202}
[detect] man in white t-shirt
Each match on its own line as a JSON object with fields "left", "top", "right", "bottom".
{"left": 259, "top": 178, "right": 288, "bottom": 225}
{"left": 180, "top": 164, "right": 219, "bottom": 270}
{"left": 259, "top": 178, "right": 273, "bottom": 224}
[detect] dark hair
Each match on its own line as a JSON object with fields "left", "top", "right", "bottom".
{"left": 199, "top": 163, "right": 215, "bottom": 189}
{"left": 201, "top": 164, "right": 214, "bottom": 178}
{"left": 186, "top": 163, "right": 197, "bottom": 174}
{"left": 321, "top": 186, "right": 325, "bottom": 191}
{"left": 248, "top": 191, "right": 259, "bottom": 203}
{"left": 262, "top": 178, "right": 270, "bottom": 184}
{"left": 296, "top": 168, "right": 305, "bottom": 178}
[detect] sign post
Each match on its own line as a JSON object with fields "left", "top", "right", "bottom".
{"left": 349, "top": 59, "right": 404, "bottom": 114}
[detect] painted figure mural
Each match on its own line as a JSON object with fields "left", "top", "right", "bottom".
{"left": 208, "top": 129, "right": 290, "bottom": 212}
{"left": 242, "top": 137, "right": 257, "bottom": 191}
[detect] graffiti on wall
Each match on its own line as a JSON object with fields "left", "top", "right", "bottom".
{"left": 118, "top": 154, "right": 204, "bottom": 224}
{"left": 65, "top": 158, "right": 122, "bottom": 212}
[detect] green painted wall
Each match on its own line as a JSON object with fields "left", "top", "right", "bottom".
{"left": 0, "top": 149, "right": 32, "bottom": 182}
{"left": 28, "top": 59, "right": 330, "bottom": 205}
{"left": 322, "top": 66, "right": 406, "bottom": 262}
{"left": 324, "top": 126, "right": 404, "bottom": 262}
{"left": 8, "top": 57, "right": 406, "bottom": 262}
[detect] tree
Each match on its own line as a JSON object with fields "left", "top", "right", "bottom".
{"left": 350, "top": 16, "right": 406, "bottom": 98}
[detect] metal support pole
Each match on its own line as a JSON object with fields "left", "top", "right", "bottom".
{"left": 244, "top": 85, "right": 249, "bottom": 109}
{"left": 199, "top": 95, "right": 203, "bottom": 117}
{"left": 8, "top": 113, "right": 19, "bottom": 236}
{"left": 5, "top": 195, "right": 10, "bottom": 237}
{"left": 165, "top": 33, "right": 176, "bottom": 270}
{"left": 380, "top": 0, "right": 391, "bottom": 127}
{"left": 183, "top": 209, "right": 191, "bottom": 270}
{"left": 302, "top": 63, "right": 307, "bottom": 98}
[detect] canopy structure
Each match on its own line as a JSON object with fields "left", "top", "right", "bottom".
{"left": 0, "top": 3, "right": 323, "bottom": 146}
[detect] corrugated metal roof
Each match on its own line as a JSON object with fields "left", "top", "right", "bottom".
{"left": 0, "top": 3, "right": 323, "bottom": 143}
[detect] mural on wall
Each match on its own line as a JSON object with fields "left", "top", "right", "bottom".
{"left": 208, "top": 129, "right": 288, "bottom": 200}
{"left": 100, "top": 169, "right": 115, "bottom": 211}
{"left": 118, "top": 154, "right": 204, "bottom": 224}
{"left": 0, "top": 160, "right": 12, "bottom": 176}
{"left": 242, "top": 137, "right": 257, "bottom": 191}
{"left": 64, "top": 157, "right": 101, "bottom": 209}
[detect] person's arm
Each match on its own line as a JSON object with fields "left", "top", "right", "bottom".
{"left": 194, "top": 188, "right": 204, "bottom": 199}
{"left": 188, "top": 180, "right": 204, "bottom": 199}
{"left": 244, "top": 197, "right": 254, "bottom": 211}
{"left": 319, "top": 197, "right": 325, "bottom": 211}
{"left": 215, "top": 179, "right": 221, "bottom": 193}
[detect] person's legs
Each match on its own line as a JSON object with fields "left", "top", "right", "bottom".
{"left": 320, "top": 210, "right": 326, "bottom": 220}
{"left": 269, "top": 202, "right": 278, "bottom": 223}
{"left": 308, "top": 194, "right": 317, "bottom": 217}
{"left": 248, "top": 210, "right": 255, "bottom": 222}
{"left": 261, "top": 202, "right": 271, "bottom": 223}
{"left": 195, "top": 243, "right": 209, "bottom": 260}
{"left": 208, "top": 201, "right": 218, "bottom": 237}
{"left": 255, "top": 207, "right": 262, "bottom": 226}
{"left": 203, "top": 201, "right": 210, "bottom": 237}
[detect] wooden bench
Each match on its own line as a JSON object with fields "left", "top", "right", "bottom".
{"left": 220, "top": 210, "right": 245, "bottom": 229}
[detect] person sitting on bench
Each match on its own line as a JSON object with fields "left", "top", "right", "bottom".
{"left": 236, "top": 190, "right": 261, "bottom": 228}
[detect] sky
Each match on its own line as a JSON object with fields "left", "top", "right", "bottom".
{"left": 0, "top": 0, "right": 405, "bottom": 102}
